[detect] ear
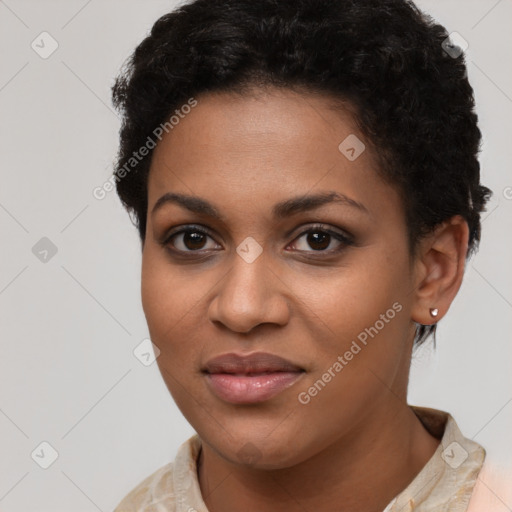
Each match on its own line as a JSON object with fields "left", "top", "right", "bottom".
{"left": 410, "top": 215, "right": 469, "bottom": 326}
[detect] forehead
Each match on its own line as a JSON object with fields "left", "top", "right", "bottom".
{"left": 147, "top": 88, "right": 402, "bottom": 224}
{"left": 151, "top": 88, "right": 362, "bottom": 167}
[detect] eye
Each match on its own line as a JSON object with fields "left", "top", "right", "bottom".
{"left": 161, "top": 223, "right": 353, "bottom": 257}
{"left": 164, "top": 226, "right": 220, "bottom": 252}
{"left": 288, "top": 224, "right": 353, "bottom": 253}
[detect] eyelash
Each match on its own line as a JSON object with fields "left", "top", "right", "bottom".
{"left": 161, "top": 223, "right": 354, "bottom": 257}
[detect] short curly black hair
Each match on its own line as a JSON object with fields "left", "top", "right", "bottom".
{"left": 111, "top": 0, "right": 491, "bottom": 346}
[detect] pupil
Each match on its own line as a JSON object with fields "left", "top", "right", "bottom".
{"left": 308, "top": 232, "right": 330, "bottom": 250}
{"left": 184, "top": 231, "right": 206, "bottom": 250}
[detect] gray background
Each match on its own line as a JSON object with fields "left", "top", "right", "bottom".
{"left": 0, "top": 0, "right": 511, "bottom": 510}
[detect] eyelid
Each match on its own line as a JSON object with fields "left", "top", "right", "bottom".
{"left": 288, "top": 223, "right": 353, "bottom": 243}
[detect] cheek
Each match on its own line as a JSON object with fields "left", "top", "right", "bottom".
{"left": 299, "top": 253, "right": 406, "bottom": 346}
{"left": 141, "top": 251, "right": 208, "bottom": 408}
{"left": 295, "top": 249, "right": 410, "bottom": 395}
{"left": 141, "top": 248, "right": 199, "bottom": 353}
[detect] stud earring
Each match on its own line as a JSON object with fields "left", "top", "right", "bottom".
{"left": 430, "top": 308, "right": 439, "bottom": 317}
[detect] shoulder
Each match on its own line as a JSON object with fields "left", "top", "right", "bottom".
{"left": 467, "top": 459, "right": 512, "bottom": 512}
{"left": 113, "top": 461, "right": 176, "bottom": 512}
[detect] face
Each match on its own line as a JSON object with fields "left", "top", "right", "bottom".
{"left": 142, "top": 88, "right": 419, "bottom": 469}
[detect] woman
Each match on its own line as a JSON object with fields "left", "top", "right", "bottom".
{"left": 111, "top": 0, "right": 492, "bottom": 510}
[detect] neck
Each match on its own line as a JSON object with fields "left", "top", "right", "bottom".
{"left": 197, "top": 401, "right": 441, "bottom": 512}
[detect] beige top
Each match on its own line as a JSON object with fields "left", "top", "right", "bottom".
{"left": 113, "top": 406, "right": 486, "bottom": 512}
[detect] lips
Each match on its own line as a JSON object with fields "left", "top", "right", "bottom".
{"left": 203, "top": 352, "right": 305, "bottom": 404}
{"left": 203, "top": 351, "right": 304, "bottom": 374}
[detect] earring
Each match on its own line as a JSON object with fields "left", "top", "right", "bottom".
{"left": 430, "top": 308, "right": 439, "bottom": 318}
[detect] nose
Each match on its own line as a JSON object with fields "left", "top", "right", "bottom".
{"left": 207, "top": 252, "right": 290, "bottom": 334}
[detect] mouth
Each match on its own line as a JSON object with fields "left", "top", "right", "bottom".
{"left": 204, "top": 371, "right": 305, "bottom": 404}
{"left": 202, "top": 352, "right": 306, "bottom": 404}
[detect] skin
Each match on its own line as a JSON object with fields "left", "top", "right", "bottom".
{"left": 141, "top": 87, "right": 469, "bottom": 512}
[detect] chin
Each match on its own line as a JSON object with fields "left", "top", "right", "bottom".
{"left": 199, "top": 427, "right": 313, "bottom": 470}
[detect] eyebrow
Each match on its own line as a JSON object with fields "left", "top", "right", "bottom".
{"left": 151, "top": 191, "right": 369, "bottom": 220}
